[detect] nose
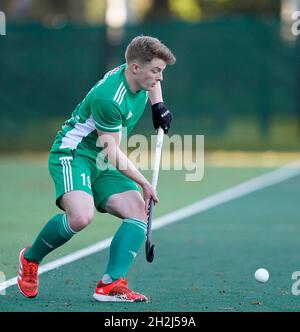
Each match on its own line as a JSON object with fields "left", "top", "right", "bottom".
{"left": 157, "top": 72, "right": 163, "bottom": 81}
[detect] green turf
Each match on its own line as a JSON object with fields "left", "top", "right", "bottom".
{"left": 1, "top": 156, "right": 299, "bottom": 311}
{"left": 0, "top": 156, "right": 270, "bottom": 279}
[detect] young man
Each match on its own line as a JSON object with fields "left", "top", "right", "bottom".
{"left": 18, "top": 36, "right": 176, "bottom": 302}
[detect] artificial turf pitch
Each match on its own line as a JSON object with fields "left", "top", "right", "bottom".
{"left": 0, "top": 156, "right": 300, "bottom": 312}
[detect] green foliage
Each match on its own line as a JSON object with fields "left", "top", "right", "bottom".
{"left": 0, "top": 18, "right": 298, "bottom": 152}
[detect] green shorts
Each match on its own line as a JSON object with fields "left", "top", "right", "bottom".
{"left": 48, "top": 149, "right": 139, "bottom": 213}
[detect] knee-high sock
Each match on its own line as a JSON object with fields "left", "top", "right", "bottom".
{"left": 24, "top": 214, "right": 76, "bottom": 263}
{"left": 104, "top": 218, "right": 147, "bottom": 281}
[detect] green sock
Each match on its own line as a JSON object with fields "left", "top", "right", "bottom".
{"left": 24, "top": 214, "right": 76, "bottom": 263}
{"left": 105, "top": 218, "right": 147, "bottom": 281}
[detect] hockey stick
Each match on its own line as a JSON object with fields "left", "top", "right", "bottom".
{"left": 146, "top": 127, "right": 164, "bottom": 263}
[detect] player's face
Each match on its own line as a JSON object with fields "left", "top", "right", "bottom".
{"left": 136, "top": 58, "right": 166, "bottom": 91}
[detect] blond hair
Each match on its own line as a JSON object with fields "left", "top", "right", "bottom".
{"left": 125, "top": 36, "right": 176, "bottom": 65}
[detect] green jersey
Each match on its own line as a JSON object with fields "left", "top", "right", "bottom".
{"left": 51, "top": 64, "right": 149, "bottom": 158}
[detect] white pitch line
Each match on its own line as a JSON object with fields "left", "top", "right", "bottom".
{"left": 1, "top": 159, "right": 300, "bottom": 293}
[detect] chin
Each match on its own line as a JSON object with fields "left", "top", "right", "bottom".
{"left": 147, "top": 85, "right": 156, "bottom": 91}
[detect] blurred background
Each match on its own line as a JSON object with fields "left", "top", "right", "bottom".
{"left": 0, "top": 0, "right": 300, "bottom": 153}
{"left": 1, "top": 2, "right": 300, "bottom": 311}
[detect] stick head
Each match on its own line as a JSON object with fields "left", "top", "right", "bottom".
{"left": 146, "top": 241, "right": 155, "bottom": 262}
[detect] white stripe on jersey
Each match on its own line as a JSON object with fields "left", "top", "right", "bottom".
{"left": 60, "top": 115, "right": 96, "bottom": 149}
{"left": 114, "top": 81, "right": 127, "bottom": 105}
{"left": 118, "top": 88, "right": 127, "bottom": 105}
{"left": 113, "top": 82, "right": 124, "bottom": 103}
{"left": 115, "top": 86, "right": 126, "bottom": 105}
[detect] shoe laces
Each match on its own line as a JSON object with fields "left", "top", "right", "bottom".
{"left": 119, "top": 278, "right": 128, "bottom": 286}
{"left": 111, "top": 283, "right": 133, "bottom": 296}
{"left": 107, "top": 278, "right": 133, "bottom": 295}
{"left": 96, "top": 277, "right": 129, "bottom": 292}
{"left": 23, "top": 261, "right": 38, "bottom": 282}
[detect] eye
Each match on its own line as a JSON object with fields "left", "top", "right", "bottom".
{"left": 152, "top": 68, "right": 160, "bottom": 74}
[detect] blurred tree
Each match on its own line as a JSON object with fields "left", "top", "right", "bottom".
{"left": 2, "top": 0, "right": 282, "bottom": 23}
{"left": 143, "top": 0, "right": 172, "bottom": 21}
{"left": 84, "top": 0, "right": 106, "bottom": 24}
{"left": 1, "top": 0, "right": 33, "bottom": 20}
{"left": 128, "top": 0, "right": 153, "bottom": 23}
{"left": 34, "top": 0, "right": 85, "bottom": 24}
{"left": 142, "top": 0, "right": 281, "bottom": 23}
{"left": 169, "top": 0, "right": 202, "bottom": 22}
{"left": 198, "top": 0, "right": 281, "bottom": 17}
{"left": 0, "top": 0, "right": 12, "bottom": 13}
{"left": 3, "top": 0, "right": 89, "bottom": 24}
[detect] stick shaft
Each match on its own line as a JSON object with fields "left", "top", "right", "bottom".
{"left": 151, "top": 127, "right": 164, "bottom": 189}
{"left": 147, "top": 128, "right": 164, "bottom": 242}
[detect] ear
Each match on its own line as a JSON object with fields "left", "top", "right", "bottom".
{"left": 130, "top": 62, "right": 140, "bottom": 75}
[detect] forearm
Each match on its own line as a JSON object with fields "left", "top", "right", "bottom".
{"left": 149, "top": 81, "right": 163, "bottom": 105}
{"left": 149, "top": 83, "right": 172, "bottom": 134}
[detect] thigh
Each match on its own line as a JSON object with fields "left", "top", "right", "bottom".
{"left": 105, "top": 190, "right": 147, "bottom": 221}
{"left": 48, "top": 150, "right": 94, "bottom": 210}
{"left": 60, "top": 190, "right": 95, "bottom": 231}
{"left": 92, "top": 169, "right": 140, "bottom": 214}
{"left": 61, "top": 190, "right": 95, "bottom": 219}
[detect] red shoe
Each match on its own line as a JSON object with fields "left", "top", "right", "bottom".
{"left": 93, "top": 277, "right": 148, "bottom": 302}
{"left": 18, "top": 247, "right": 39, "bottom": 298}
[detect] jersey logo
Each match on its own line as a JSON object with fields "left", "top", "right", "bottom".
{"left": 126, "top": 111, "right": 133, "bottom": 120}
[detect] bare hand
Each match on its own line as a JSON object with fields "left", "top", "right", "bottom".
{"left": 142, "top": 182, "right": 159, "bottom": 214}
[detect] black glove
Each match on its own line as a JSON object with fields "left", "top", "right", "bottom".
{"left": 151, "top": 102, "right": 173, "bottom": 134}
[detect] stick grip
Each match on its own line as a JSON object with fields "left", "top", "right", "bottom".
{"left": 146, "top": 198, "right": 154, "bottom": 241}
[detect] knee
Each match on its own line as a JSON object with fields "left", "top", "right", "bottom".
{"left": 67, "top": 211, "right": 94, "bottom": 232}
{"left": 106, "top": 192, "right": 148, "bottom": 222}
{"left": 126, "top": 202, "right": 148, "bottom": 222}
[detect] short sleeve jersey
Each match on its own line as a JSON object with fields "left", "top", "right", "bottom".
{"left": 51, "top": 64, "right": 149, "bottom": 158}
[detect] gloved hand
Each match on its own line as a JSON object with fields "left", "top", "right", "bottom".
{"left": 151, "top": 102, "right": 173, "bottom": 134}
